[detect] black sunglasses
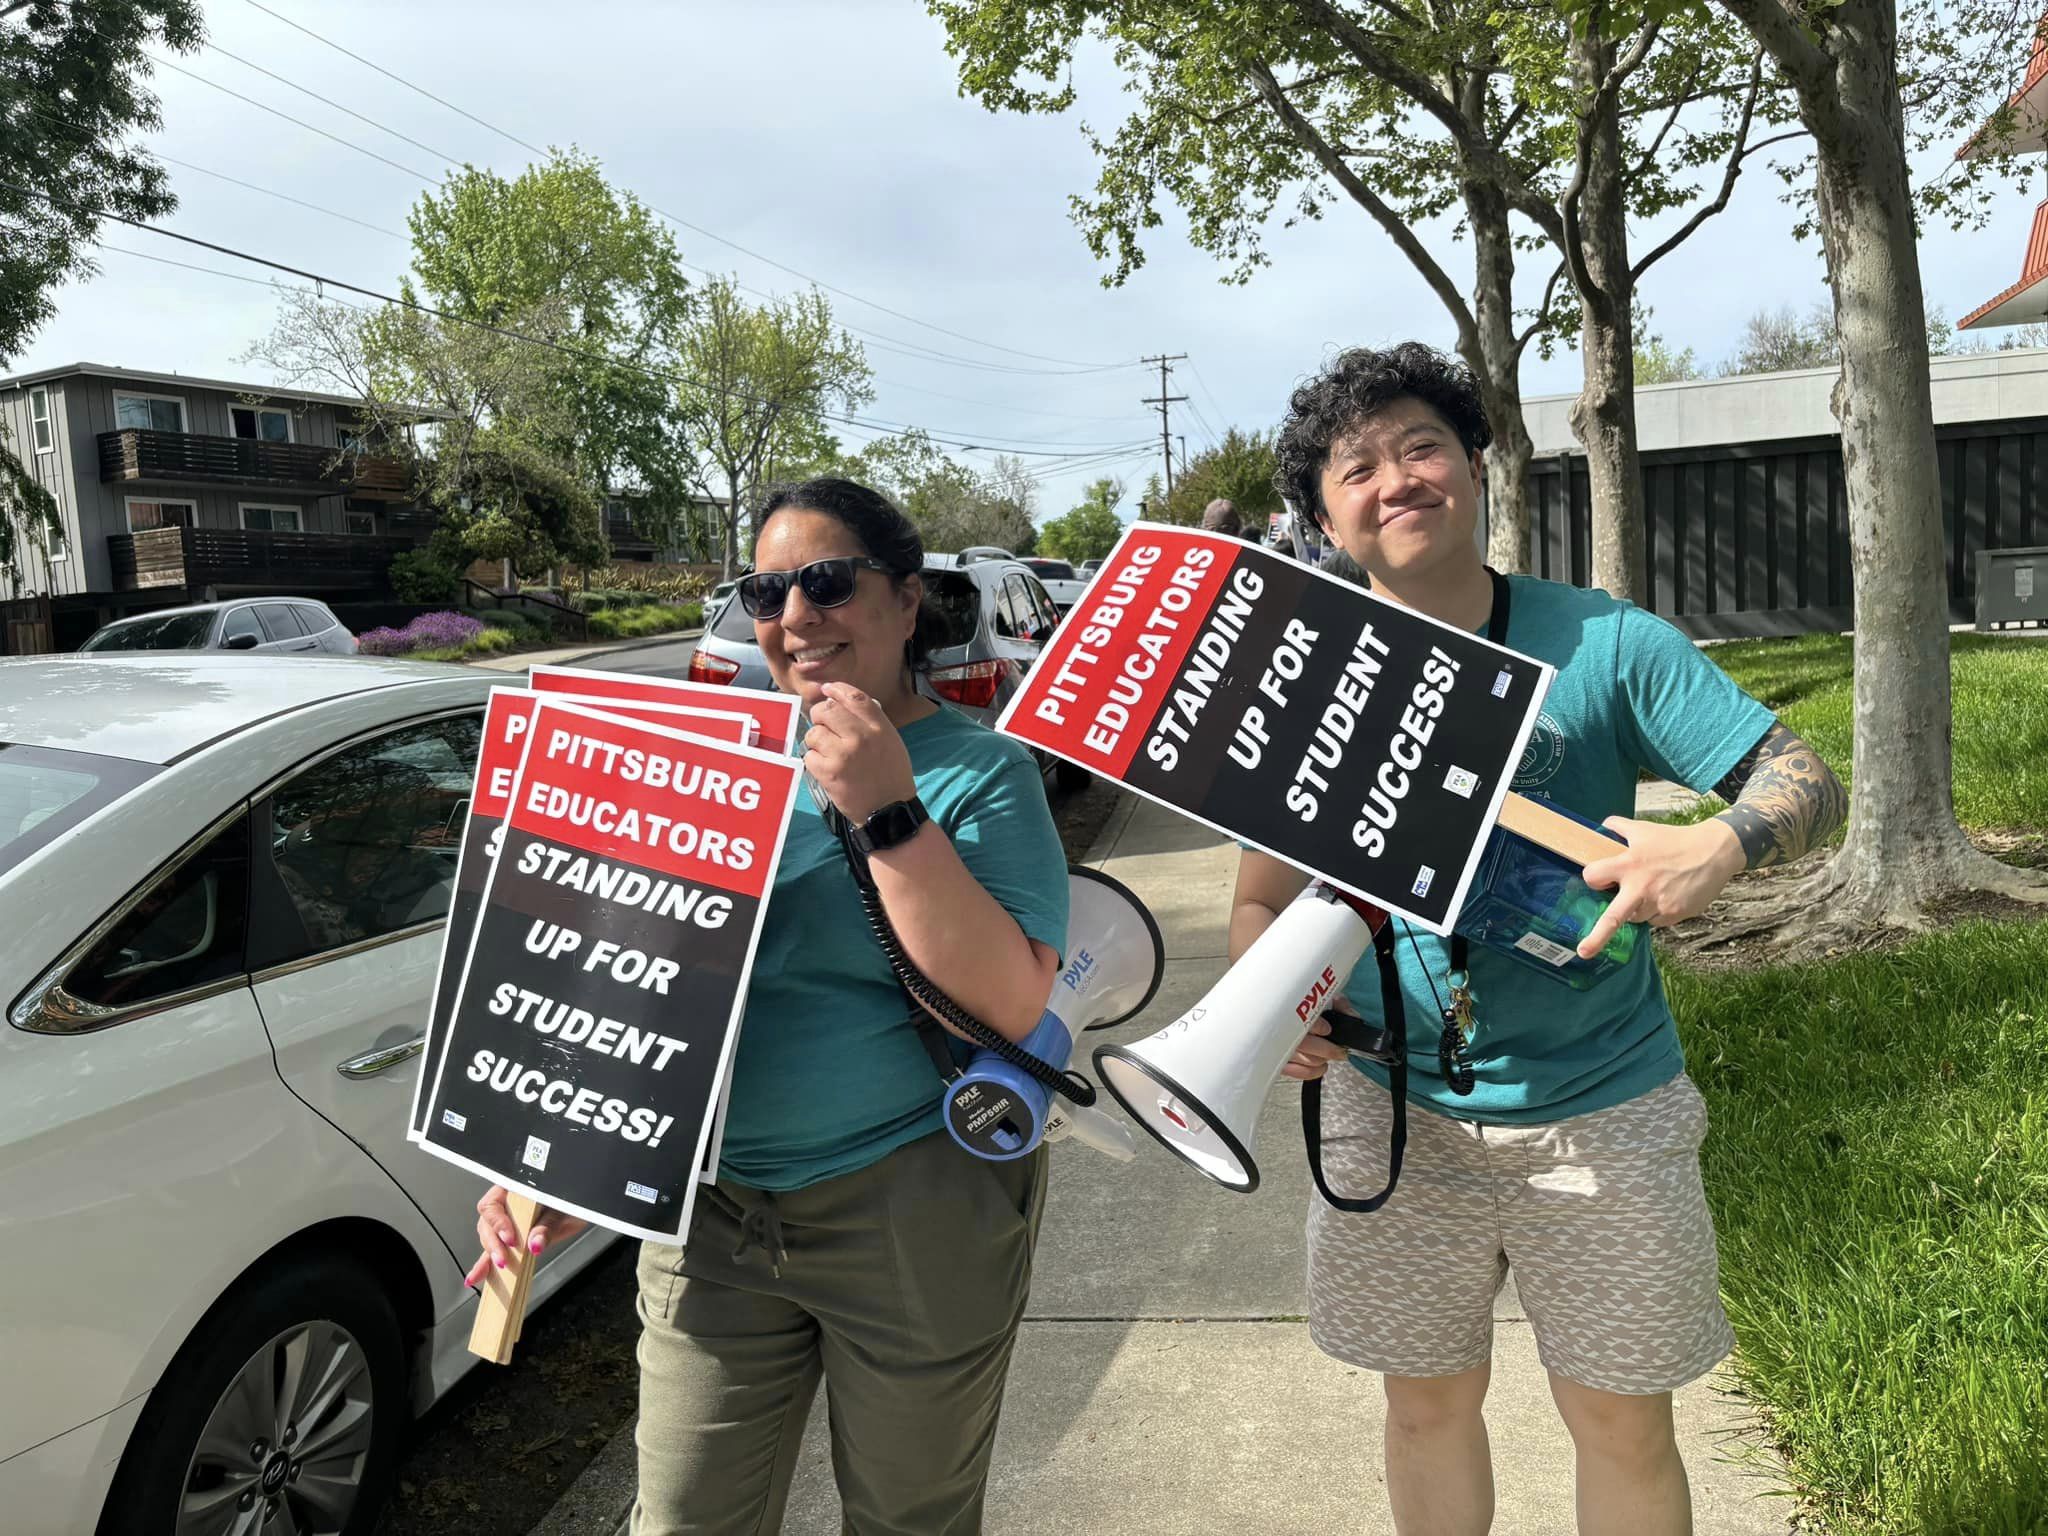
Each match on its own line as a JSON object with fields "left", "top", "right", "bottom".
{"left": 737, "top": 556, "right": 898, "bottom": 620}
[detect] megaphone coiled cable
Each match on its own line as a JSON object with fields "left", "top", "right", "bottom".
{"left": 835, "top": 815, "right": 1098, "bottom": 1108}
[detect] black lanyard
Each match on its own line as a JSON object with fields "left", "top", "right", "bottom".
{"left": 1303, "top": 569, "right": 1509, "bottom": 1213}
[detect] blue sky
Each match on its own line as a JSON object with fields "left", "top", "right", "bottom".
{"left": 18, "top": 0, "right": 2040, "bottom": 526}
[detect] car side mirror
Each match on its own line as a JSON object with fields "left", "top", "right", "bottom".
{"left": 223, "top": 632, "right": 260, "bottom": 651}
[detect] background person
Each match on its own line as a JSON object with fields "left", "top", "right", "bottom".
{"left": 1232, "top": 343, "right": 1845, "bottom": 1536}
{"left": 468, "top": 477, "right": 1069, "bottom": 1536}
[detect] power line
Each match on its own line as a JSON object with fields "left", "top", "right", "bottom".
{"left": 233, "top": 0, "right": 1137, "bottom": 371}
{"left": 145, "top": 53, "right": 437, "bottom": 182}
{"left": 26, "top": 190, "right": 1150, "bottom": 457}
{"left": 199, "top": 39, "right": 464, "bottom": 166}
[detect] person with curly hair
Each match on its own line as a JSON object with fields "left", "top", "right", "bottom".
{"left": 1238, "top": 343, "right": 1846, "bottom": 1535}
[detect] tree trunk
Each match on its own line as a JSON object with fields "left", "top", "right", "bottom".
{"left": 1564, "top": 30, "right": 1648, "bottom": 606}
{"left": 722, "top": 487, "right": 740, "bottom": 580}
{"left": 1787, "top": 0, "right": 2042, "bottom": 928}
{"left": 1464, "top": 174, "right": 1533, "bottom": 574}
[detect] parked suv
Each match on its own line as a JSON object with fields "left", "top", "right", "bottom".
{"left": 691, "top": 556, "right": 1087, "bottom": 790}
{"left": 80, "top": 598, "right": 358, "bottom": 655}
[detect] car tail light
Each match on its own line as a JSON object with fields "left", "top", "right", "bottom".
{"left": 688, "top": 650, "right": 740, "bottom": 685}
{"left": 929, "top": 658, "right": 1008, "bottom": 709}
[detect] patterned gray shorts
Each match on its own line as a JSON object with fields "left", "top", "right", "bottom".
{"left": 1306, "top": 1068, "right": 1734, "bottom": 1395}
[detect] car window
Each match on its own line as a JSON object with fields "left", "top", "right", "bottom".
{"left": 257, "top": 604, "right": 306, "bottom": 642}
{"left": 294, "top": 603, "right": 334, "bottom": 635}
{"left": 711, "top": 591, "right": 757, "bottom": 640}
{"left": 922, "top": 571, "right": 982, "bottom": 651}
{"left": 65, "top": 812, "right": 251, "bottom": 1012}
{"left": 0, "top": 743, "right": 157, "bottom": 877}
{"left": 992, "top": 578, "right": 1023, "bottom": 640}
{"left": 1028, "top": 559, "right": 1075, "bottom": 581}
{"left": 1022, "top": 576, "right": 1060, "bottom": 634}
{"left": 264, "top": 715, "right": 482, "bottom": 960}
{"left": 81, "top": 611, "right": 214, "bottom": 651}
{"left": 221, "top": 607, "right": 261, "bottom": 647}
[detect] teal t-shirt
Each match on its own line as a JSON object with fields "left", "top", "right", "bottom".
{"left": 717, "top": 705, "right": 1070, "bottom": 1189}
{"left": 1346, "top": 576, "right": 1774, "bottom": 1124}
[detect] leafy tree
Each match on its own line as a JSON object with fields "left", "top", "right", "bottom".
{"left": 1633, "top": 331, "right": 1702, "bottom": 384}
{"left": 1037, "top": 477, "right": 1127, "bottom": 563}
{"left": 1573, "top": 0, "right": 2048, "bottom": 947}
{"left": 821, "top": 432, "right": 1041, "bottom": 554}
{"left": 674, "top": 277, "right": 872, "bottom": 576}
{"left": 929, "top": 0, "right": 1782, "bottom": 599}
{"left": 0, "top": 0, "right": 200, "bottom": 592}
{"left": 1720, "top": 304, "right": 1838, "bottom": 373}
{"left": 1154, "top": 427, "right": 1282, "bottom": 527}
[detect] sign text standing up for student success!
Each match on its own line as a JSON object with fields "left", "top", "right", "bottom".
{"left": 997, "top": 525, "right": 1553, "bottom": 934}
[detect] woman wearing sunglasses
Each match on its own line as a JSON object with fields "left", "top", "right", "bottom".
{"left": 469, "top": 477, "right": 1069, "bottom": 1535}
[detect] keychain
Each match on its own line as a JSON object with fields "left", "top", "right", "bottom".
{"left": 1438, "top": 967, "right": 1477, "bottom": 1095}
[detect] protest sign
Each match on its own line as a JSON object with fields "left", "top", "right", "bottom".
{"left": 408, "top": 683, "right": 771, "bottom": 1144}
{"left": 418, "top": 696, "right": 800, "bottom": 1243}
{"left": 531, "top": 664, "right": 802, "bottom": 752}
{"left": 996, "top": 524, "right": 1553, "bottom": 934}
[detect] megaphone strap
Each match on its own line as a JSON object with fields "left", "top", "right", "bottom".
{"left": 1303, "top": 922, "right": 1409, "bottom": 1213}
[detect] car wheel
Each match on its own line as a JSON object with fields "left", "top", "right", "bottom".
{"left": 1054, "top": 757, "right": 1091, "bottom": 795}
{"left": 97, "top": 1253, "right": 406, "bottom": 1536}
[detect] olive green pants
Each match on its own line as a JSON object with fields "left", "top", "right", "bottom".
{"left": 631, "top": 1131, "right": 1048, "bottom": 1536}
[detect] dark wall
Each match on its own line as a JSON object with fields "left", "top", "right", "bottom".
{"left": 1521, "top": 415, "right": 2048, "bottom": 638}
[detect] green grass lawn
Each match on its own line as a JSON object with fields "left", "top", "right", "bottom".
{"left": 1660, "top": 633, "right": 2048, "bottom": 1532}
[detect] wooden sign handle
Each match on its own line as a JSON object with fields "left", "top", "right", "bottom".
{"left": 1495, "top": 792, "right": 1624, "bottom": 870}
{"left": 468, "top": 1191, "right": 540, "bottom": 1365}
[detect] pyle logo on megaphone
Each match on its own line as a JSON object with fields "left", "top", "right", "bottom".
{"left": 1095, "top": 883, "right": 1384, "bottom": 1193}
{"left": 1296, "top": 965, "right": 1340, "bottom": 1023}
{"left": 1060, "top": 949, "right": 1097, "bottom": 992}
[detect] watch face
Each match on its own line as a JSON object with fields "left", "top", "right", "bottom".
{"left": 862, "top": 798, "right": 925, "bottom": 852}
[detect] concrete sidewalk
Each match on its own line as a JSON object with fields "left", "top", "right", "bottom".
{"left": 535, "top": 790, "right": 1792, "bottom": 1536}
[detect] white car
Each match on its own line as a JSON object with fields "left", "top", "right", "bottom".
{"left": 0, "top": 654, "right": 610, "bottom": 1536}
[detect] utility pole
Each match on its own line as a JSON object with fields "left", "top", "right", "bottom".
{"left": 1141, "top": 353, "right": 1188, "bottom": 499}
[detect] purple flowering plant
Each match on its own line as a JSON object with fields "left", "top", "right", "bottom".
{"left": 355, "top": 610, "right": 490, "bottom": 656}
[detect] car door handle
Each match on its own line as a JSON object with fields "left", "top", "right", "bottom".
{"left": 338, "top": 1035, "right": 425, "bottom": 1079}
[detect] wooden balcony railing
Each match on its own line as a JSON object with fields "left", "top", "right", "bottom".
{"left": 109, "top": 527, "right": 413, "bottom": 594}
{"left": 98, "top": 428, "right": 411, "bottom": 498}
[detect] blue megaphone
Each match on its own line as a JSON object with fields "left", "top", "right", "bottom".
{"left": 941, "top": 865, "right": 1163, "bottom": 1162}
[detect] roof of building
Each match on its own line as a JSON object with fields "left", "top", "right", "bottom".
{"left": 0, "top": 361, "right": 449, "bottom": 420}
{"left": 1522, "top": 346, "right": 2048, "bottom": 456}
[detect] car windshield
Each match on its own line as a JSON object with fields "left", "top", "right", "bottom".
{"left": 0, "top": 743, "right": 155, "bottom": 877}
{"left": 1027, "top": 560, "right": 1075, "bottom": 581}
{"left": 82, "top": 611, "right": 214, "bottom": 651}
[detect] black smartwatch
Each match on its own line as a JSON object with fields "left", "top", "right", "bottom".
{"left": 848, "top": 795, "right": 930, "bottom": 856}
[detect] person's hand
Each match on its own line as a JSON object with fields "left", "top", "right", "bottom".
{"left": 805, "top": 682, "right": 917, "bottom": 825}
{"left": 1575, "top": 816, "right": 1747, "bottom": 960}
{"left": 463, "top": 1185, "right": 589, "bottom": 1290}
{"left": 1283, "top": 997, "right": 1357, "bottom": 1082}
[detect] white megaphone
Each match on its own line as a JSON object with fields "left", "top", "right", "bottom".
{"left": 941, "top": 866, "right": 1164, "bottom": 1163}
{"left": 1093, "top": 882, "right": 1386, "bottom": 1191}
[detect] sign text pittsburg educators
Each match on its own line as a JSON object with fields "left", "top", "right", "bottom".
{"left": 408, "top": 683, "right": 771, "bottom": 1145}
{"left": 997, "top": 525, "right": 1552, "bottom": 933}
{"left": 419, "top": 698, "right": 799, "bottom": 1242}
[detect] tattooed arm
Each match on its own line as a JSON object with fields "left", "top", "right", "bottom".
{"left": 1574, "top": 721, "right": 1845, "bottom": 959}
{"left": 1710, "top": 723, "right": 1849, "bottom": 870}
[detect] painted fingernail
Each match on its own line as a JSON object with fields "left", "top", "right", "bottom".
{"left": 528, "top": 1234, "right": 543, "bottom": 1254}
{"left": 494, "top": 1255, "right": 506, "bottom": 1269}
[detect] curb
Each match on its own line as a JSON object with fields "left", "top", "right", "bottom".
{"left": 528, "top": 1421, "right": 638, "bottom": 1536}
{"left": 551, "top": 627, "right": 705, "bottom": 666}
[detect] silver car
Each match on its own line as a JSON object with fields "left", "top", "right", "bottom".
{"left": 690, "top": 556, "right": 1087, "bottom": 790}
{"left": 80, "top": 598, "right": 359, "bottom": 655}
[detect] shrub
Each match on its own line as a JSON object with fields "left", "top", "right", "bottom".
{"left": 587, "top": 564, "right": 715, "bottom": 603}
{"left": 388, "top": 550, "right": 462, "bottom": 605}
{"left": 355, "top": 610, "right": 489, "bottom": 657}
{"left": 584, "top": 601, "right": 701, "bottom": 639}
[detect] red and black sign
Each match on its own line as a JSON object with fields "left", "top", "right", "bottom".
{"left": 530, "top": 664, "right": 801, "bottom": 752}
{"left": 417, "top": 697, "right": 800, "bottom": 1241}
{"left": 997, "top": 524, "right": 1553, "bottom": 933}
{"left": 409, "top": 683, "right": 772, "bottom": 1143}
